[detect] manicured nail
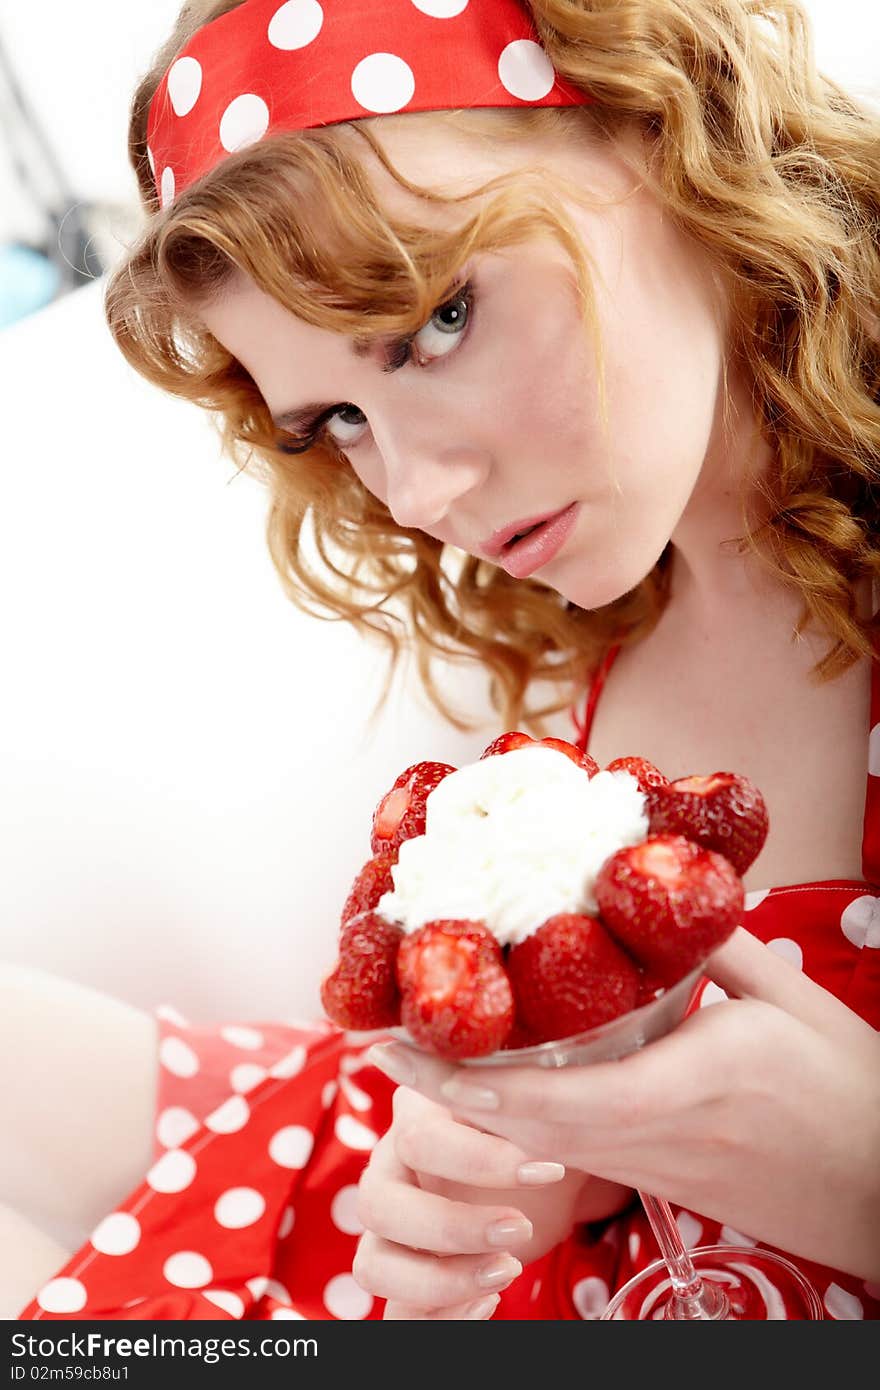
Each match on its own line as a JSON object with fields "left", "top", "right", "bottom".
{"left": 475, "top": 1254, "right": 522, "bottom": 1290}
{"left": 464, "top": 1294, "right": 500, "bottom": 1320}
{"left": 366, "top": 1043, "right": 415, "bottom": 1087}
{"left": 440, "top": 1078, "right": 500, "bottom": 1111}
{"left": 485, "top": 1217, "right": 533, "bottom": 1248}
{"left": 516, "top": 1161, "right": 566, "bottom": 1186}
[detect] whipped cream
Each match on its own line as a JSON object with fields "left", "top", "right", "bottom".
{"left": 375, "top": 745, "right": 649, "bottom": 947}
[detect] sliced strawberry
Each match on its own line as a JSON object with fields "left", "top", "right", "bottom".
{"left": 340, "top": 851, "right": 398, "bottom": 929}
{"left": 479, "top": 731, "right": 535, "bottom": 759}
{"left": 539, "top": 737, "right": 600, "bottom": 777}
{"left": 396, "top": 919, "right": 514, "bottom": 1060}
{"left": 506, "top": 913, "right": 641, "bottom": 1045}
{"left": 605, "top": 756, "right": 670, "bottom": 797}
{"left": 320, "top": 911, "right": 404, "bottom": 1030}
{"left": 646, "top": 772, "right": 768, "bottom": 875}
{"left": 370, "top": 761, "right": 457, "bottom": 855}
{"left": 595, "top": 834, "right": 744, "bottom": 985}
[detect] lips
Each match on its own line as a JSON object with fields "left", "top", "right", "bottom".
{"left": 480, "top": 507, "right": 571, "bottom": 559}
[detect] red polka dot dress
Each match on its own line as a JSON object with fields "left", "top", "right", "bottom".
{"left": 18, "top": 648, "right": 880, "bottom": 1322}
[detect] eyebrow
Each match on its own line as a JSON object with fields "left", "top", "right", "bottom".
{"left": 270, "top": 332, "right": 414, "bottom": 432}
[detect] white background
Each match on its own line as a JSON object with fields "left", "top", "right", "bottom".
{"left": 0, "top": 2, "right": 877, "bottom": 1025}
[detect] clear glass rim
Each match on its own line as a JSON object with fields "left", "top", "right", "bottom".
{"left": 599, "top": 1245, "right": 826, "bottom": 1320}
{"left": 389, "top": 965, "right": 705, "bottom": 1067}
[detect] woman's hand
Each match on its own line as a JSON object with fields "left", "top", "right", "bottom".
{"left": 352, "top": 1084, "right": 632, "bottom": 1319}
{"left": 367, "top": 929, "right": 880, "bottom": 1283}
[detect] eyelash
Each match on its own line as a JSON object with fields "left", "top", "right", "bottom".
{"left": 277, "top": 278, "right": 476, "bottom": 456}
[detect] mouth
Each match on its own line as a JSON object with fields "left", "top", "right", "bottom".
{"left": 495, "top": 503, "right": 581, "bottom": 580}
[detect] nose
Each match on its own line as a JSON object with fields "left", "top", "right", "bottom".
{"left": 378, "top": 430, "right": 491, "bottom": 533}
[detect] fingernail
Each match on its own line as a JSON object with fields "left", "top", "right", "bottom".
{"left": 464, "top": 1294, "right": 500, "bottom": 1320}
{"left": 440, "top": 1078, "right": 500, "bottom": 1111}
{"left": 475, "top": 1254, "right": 522, "bottom": 1290}
{"left": 366, "top": 1043, "right": 415, "bottom": 1087}
{"left": 485, "top": 1217, "right": 533, "bottom": 1248}
{"left": 516, "top": 1161, "right": 566, "bottom": 1185}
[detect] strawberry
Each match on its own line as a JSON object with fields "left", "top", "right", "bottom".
{"left": 396, "top": 919, "right": 514, "bottom": 1060}
{"left": 479, "top": 731, "right": 535, "bottom": 759}
{"left": 501, "top": 1019, "right": 541, "bottom": 1051}
{"left": 645, "top": 772, "right": 768, "bottom": 875}
{"left": 606, "top": 756, "right": 670, "bottom": 798}
{"left": 506, "top": 913, "right": 641, "bottom": 1045}
{"left": 340, "top": 851, "right": 398, "bottom": 929}
{"left": 635, "top": 968, "right": 667, "bottom": 1009}
{"left": 370, "top": 761, "right": 457, "bottom": 855}
{"left": 538, "top": 737, "right": 600, "bottom": 777}
{"left": 595, "top": 834, "right": 744, "bottom": 985}
{"left": 320, "top": 911, "right": 404, "bottom": 1030}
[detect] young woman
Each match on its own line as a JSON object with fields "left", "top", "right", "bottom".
{"left": 6, "top": 0, "right": 879, "bottom": 1320}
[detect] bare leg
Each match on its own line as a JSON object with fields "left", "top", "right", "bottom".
{"left": 0, "top": 1202, "right": 73, "bottom": 1320}
{"left": 1, "top": 964, "right": 158, "bottom": 1247}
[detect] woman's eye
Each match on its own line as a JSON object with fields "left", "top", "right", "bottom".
{"left": 321, "top": 283, "right": 474, "bottom": 450}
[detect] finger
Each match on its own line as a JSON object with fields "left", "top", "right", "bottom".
{"left": 370, "top": 1038, "right": 698, "bottom": 1133}
{"left": 358, "top": 1155, "right": 534, "bottom": 1254}
{"left": 353, "top": 1233, "right": 522, "bottom": 1306}
{"left": 383, "top": 1293, "right": 501, "bottom": 1320}
{"left": 393, "top": 1094, "right": 565, "bottom": 1188}
{"left": 705, "top": 928, "right": 879, "bottom": 1055}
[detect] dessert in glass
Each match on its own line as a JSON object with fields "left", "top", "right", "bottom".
{"left": 320, "top": 734, "right": 823, "bottom": 1320}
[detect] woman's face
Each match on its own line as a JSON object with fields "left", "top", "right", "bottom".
{"left": 197, "top": 115, "right": 747, "bottom": 611}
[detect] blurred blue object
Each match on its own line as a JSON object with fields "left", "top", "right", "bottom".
{"left": 0, "top": 243, "right": 63, "bottom": 329}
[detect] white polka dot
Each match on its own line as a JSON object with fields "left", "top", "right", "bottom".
{"left": 90, "top": 1212, "right": 141, "bottom": 1256}
{"left": 824, "top": 1282, "right": 864, "bottom": 1319}
{"left": 160, "top": 166, "right": 176, "bottom": 209}
{"left": 205, "top": 1096, "right": 251, "bottom": 1134}
{"left": 156, "top": 1004, "right": 189, "bottom": 1027}
{"left": 167, "top": 56, "right": 203, "bottom": 117}
{"left": 272, "top": 1307, "right": 306, "bottom": 1319}
{"left": 411, "top": 0, "right": 469, "bottom": 16}
{"left": 221, "top": 1025, "right": 265, "bottom": 1051}
{"left": 699, "top": 981, "right": 728, "bottom": 1008}
{"left": 340, "top": 1052, "right": 367, "bottom": 1074}
{"left": 146, "top": 1148, "right": 197, "bottom": 1194}
{"left": 231, "top": 1063, "right": 269, "bottom": 1094}
{"left": 869, "top": 722, "right": 880, "bottom": 776}
{"left": 334, "top": 1114, "right": 378, "bottom": 1151}
{"left": 841, "top": 895, "right": 880, "bottom": 949}
{"left": 278, "top": 1206, "right": 296, "bottom": 1239}
{"left": 219, "top": 94, "right": 270, "bottom": 154}
{"left": 246, "top": 1276, "right": 270, "bottom": 1302}
{"left": 322, "top": 1081, "right": 339, "bottom": 1108}
{"left": 202, "top": 1288, "right": 245, "bottom": 1318}
{"left": 572, "top": 1276, "right": 610, "bottom": 1319}
{"left": 719, "top": 1225, "right": 757, "bottom": 1246}
{"left": 265, "top": 1278, "right": 293, "bottom": 1306}
{"left": 498, "top": 39, "right": 557, "bottom": 102}
{"left": 323, "top": 1272, "right": 373, "bottom": 1319}
{"left": 268, "top": 0, "right": 324, "bottom": 49}
{"left": 766, "top": 937, "right": 803, "bottom": 970}
{"left": 351, "top": 53, "right": 416, "bottom": 115}
{"left": 159, "top": 1035, "right": 199, "bottom": 1078}
{"left": 269, "top": 1045, "right": 306, "bottom": 1079}
{"left": 676, "top": 1211, "right": 703, "bottom": 1248}
{"left": 627, "top": 1231, "right": 641, "bottom": 1263}
{"left": 340, "top": 1076, "right": 372, "bottom": 1111}
{"left": 36, "top": 1277, "right": 87, "bottom": 1314}
{"left": 744, "top": 888, "right": 771, "bottom": 911}
{"left": 164, "top": 1251, "right": 213, "bottom": 1289}
{"left": 330, "top": 1185, "right": 363, "bottom": 1236}
{"left": 269, "top": 1124, "right": 314, "bottom": 1168}
{"left": 214, "top": 1187, "right": 266, "bottom": 1229}
{"left": 156, "top": 1106, "right": 200, "bottom": 1149}
{"left": 146, "top": 145, "right": 155, "bottom": 177}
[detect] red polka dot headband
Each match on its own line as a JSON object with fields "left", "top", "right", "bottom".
{"left": 146, "top": 0, "right": 595, "bottom": 209}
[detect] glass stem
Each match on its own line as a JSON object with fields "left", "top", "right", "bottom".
{"left": 637, "top": 1191, "right": 730, "bottom": 1319}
